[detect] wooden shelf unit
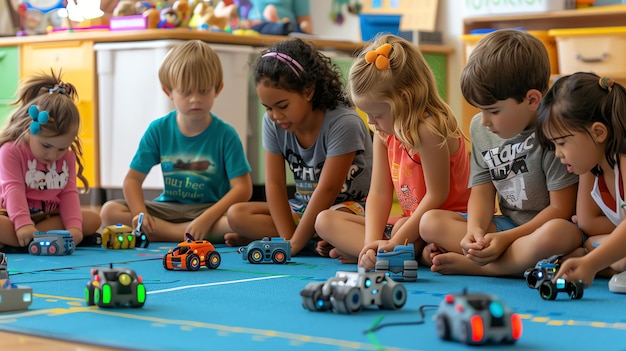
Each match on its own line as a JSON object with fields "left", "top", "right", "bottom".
{"left": 460, "top": 5, "right": 626, "bottom": 138}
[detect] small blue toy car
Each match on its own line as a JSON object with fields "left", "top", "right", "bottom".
{"left": 434, "top": 291, "right": 523, "bottom": 345}
{"left": 525, "top": 255, "right": 584, "bottom": 300}
{"left": 238, "top": 237, "right": 291, "bottom": 264}
{"left": 29, "top": 230, "right": 75, "bottom": 256}
{"left": 375, "top": 243, "right": 418, "bottom": 281}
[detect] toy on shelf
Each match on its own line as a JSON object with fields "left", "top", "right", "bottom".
{"left": 524, "top": 254, "right": 584, "bottom": 300}
{"left": 300, "top": 268, "right": 407, "bottom": 314}
{"left": 237, "top": 237, "right": 291, "bottom": 264}
{"left": 29, "top": 230, "right": 75, "bottom": 256}
{"left": 85, "top": 264, "right": 146, "bottom": 308}
{"left": 0, "top": 253, "right": 33, "bottom": 313}
{"left": 163, "top": 233, "right": 221, "bottom": 271}
{"left": 434, "top": 290, "right": 523, "bottom": 345}
{"left": 375, "top": 241, "right": 418, "bottom": 281}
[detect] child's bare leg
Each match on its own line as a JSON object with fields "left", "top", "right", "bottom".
{"left": 420, "top": 209, "right": 469, "bottom": 255}
{"left": 100, "top": 201, "right": 133, "bottom": 227}
{"left": 82, "top": 209, "right": 102, "bottom": 234}
{"left": 315, "top": 210, "right": 365, "bottom": 260}
{"left": 433, "top": 218, "right": 584, "bottom": 276}
{"left": 225, "top": 202, "right": 278, "bottom": 246}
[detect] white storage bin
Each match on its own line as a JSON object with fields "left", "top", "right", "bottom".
{"left": 95, "top": 40, "right": 254, "bottom": 189}
{"left": 549, "top": 26, "right": 626, "bottom": 76}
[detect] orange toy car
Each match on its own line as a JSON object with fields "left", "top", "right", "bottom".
{"left": 163, "top": 233, "right": 221, "bottom": 271}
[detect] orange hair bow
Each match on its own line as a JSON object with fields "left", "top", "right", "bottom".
{"left": 364, "top": 43, "right": 392, "bottom": 70}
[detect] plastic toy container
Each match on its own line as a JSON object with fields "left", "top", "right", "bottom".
{"left": 359, "top": 14, "right": 401, "bottom": 42}
{"left": 549, "top": 26, "right": 626, "bottom": 76}
{"left": 462, "top": 29, "right": 559, "bottom": 74}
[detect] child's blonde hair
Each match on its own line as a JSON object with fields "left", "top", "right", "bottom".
{"left": 158, "top": 40, "right": 223, "bottom": 93}
{"left": 0, "top": 69, "right": 88, "bottom": 190}
{"left": 348, "top": 34, "right": 462, "bottom": 152}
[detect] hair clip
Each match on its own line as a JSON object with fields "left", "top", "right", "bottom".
{"left": 28, "top": 105, "right": 51, "bottom": 135}
{"left": 599, "top": 77, "right": 614, "bottom": 92}
{"left": 365, "top": 43, "right": 392, "bottom": 70}
{"left": 49, "top": 83, "right": 68, "bottom": 95}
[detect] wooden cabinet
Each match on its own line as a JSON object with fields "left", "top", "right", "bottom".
{"left": 0, "top": 46, "right": 19, "bottom": 129}
{"left": 460, "top": 6, "right": 626, "bottom": 138}
{"left": 20, "top": 40, "right": 99, "bottom": 190}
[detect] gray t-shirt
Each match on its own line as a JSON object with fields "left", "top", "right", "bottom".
{"left": 469, "top": 113, "right": 578, "bottom": 225}
{"left": 262, "top": 105, "right": 373, "bottom": 205}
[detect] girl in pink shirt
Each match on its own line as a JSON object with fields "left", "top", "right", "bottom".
{"left": 0, "top": 70, "right": 101, "bottom": 248}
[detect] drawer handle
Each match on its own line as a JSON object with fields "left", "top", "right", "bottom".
{"left": 576, "top": 53, "right": 608, "bottom": 63}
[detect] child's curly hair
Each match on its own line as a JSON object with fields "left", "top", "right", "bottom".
{"left": 252, "top": 38, "right": 351, "bottom": 111}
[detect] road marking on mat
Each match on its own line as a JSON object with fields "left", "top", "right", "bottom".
{"left": 147, "top": 275, "right": 289, "bottom": 295}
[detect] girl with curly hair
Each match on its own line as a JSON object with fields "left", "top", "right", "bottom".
{"left": 225, "top": 38, "right": 373, "bottom": 256}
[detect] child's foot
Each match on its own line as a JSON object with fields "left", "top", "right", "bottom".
{"left": 224, "top": 233, "right": 253, "bottom": 247}
{"left": 431, "top": 252, "right": 484, "bottom": 275}
{"left": 315, "top": 240, "right": 333, "bottom": 257}
{"left": 329, "top": 248, "right": 357, "bottom": 264}
{"left": 421, "top": 243, "right": 444, "bottom": 267}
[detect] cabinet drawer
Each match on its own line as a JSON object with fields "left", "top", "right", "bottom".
{"left": 0, "top": 46, "right": 19, "bottom": 100}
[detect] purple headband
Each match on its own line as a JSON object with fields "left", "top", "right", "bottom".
{"left": 262, "top": 52, "right": 304, "bottom": 77}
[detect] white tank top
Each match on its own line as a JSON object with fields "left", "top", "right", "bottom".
{"left": 590, "top": 165, "right": 626, "bottom": 227}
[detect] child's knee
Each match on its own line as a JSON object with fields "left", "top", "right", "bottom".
{"left": 314, "top": 210, "right": 333, "bottom": 237}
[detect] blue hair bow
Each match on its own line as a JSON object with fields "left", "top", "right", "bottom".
{"left": 28, "top": 105, "right": 50, "bottom": 135}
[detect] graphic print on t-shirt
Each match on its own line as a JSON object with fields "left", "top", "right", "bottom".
{"left": 25, "top": 159, "right": 69, "bottom": 191}
{"left": 482, "top": 133, "right": 534, "bottom": 209}
{"left": 161, "top": 153, "right": 216, "bottom": 202}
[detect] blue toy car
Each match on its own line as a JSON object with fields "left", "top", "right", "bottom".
{"left": 434, "top": 291, "right": 523, "bottom": 345}
{"left": 525, "top": 255, "right": 584, "bottom": 300}
{"left": 238, "top": 237, "right": 291, "bottom": 264}
{"left": 375, "top": 243, "right": 418, "bottom": 281}
{"left": 29, "top": 230, "right": 75, "bottom": 255}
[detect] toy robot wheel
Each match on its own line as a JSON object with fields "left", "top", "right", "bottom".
{"left": 248, "top": 248, "right": 263, "bottom": 263}
{"left": 375, "top": 260, "right": 389, "bottom": 272}
{"left": 207, "top": 251, "right": 221, "bottom": 269}
{"left": 459, "top": 320, "right": 476, "bottom": 345}
{"left": 162, "top": 254, "right": 171, "bottom": 270}
{"left": 186, "top": 253, "right": 201, "bottom": 271}
{"left": 48, "top": 243, "right": 59, "bottom": 255}
{"left": 301, "top": 282, "right": 330, "bottom": 312}
{"left": 85, "top": 285, "right": 96, "bottom": 306}
{"left": 380, "top": 282, "right": 407, "bottom": 309}
{"left": 330, "top": 286, "right": 362, "bottom": 314}
{"left": 525, "top": 268, "right": 541, "bottom": 288}
{"left": 568, "top": 281, "right": 584, "bottom": 299}
{"left": 272, "top": 249, "right": 287, "bottom": 264}
{"left": 29, "top": 242, "right": 40, "bottom": 255}
{"left": 436, "top": 314, "right": 451, "bottom": 341}
{"left": 539, "top": 282, "right": 557, "bottom": 300}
